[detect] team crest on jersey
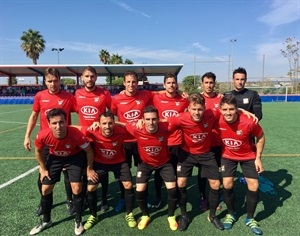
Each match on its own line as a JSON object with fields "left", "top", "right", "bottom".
{"left": 177, "top": 165, "right": 181, "bottom": 172}
{"left": 203, "top": 123, "right": 208, "bottom": 128}
{"left": 214, "top": 103, "right": 219, "bottom": 108}
{"left": 112, "top": 142, "right": 118, "bottom": 146}
{"left": 58, "top": 100, "right": 63, "bottom": 106}
{"left": 236, "top": 130, "right": 243, "bottom": 135}
{"left": 220, "top": 165, "right": 225, "bottom": 172}
{"left": 136, "top": 171, "right": 142, "bottom": 178}
{"left": 175, "top": 101, "right": 180, "bottom": 106}
{"left": 94, "top": 97, "right": 100, "bottom": 102}
{"left": 136, "top": 100, "right": 141, "bottom": 105}
{"left": 65, "top": 144, "right": 71, "bottom": 149}
{"left": 158, "top": 137, "right": 164, "bottom": 142}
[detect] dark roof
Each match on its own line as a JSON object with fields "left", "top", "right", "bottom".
{"left": 0, "top": 64, "right": 183, "bottom": 77}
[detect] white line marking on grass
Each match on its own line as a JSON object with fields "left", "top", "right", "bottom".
{"left": 0, "top": 166, "right": 39, "bottom": 189}
{"left": 0, "top": 108, "right": 31, "bottom": 115}
{"left": 0, "top": 121, "right": 29, "bottom": 125}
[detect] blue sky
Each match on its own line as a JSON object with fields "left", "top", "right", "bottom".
{"left": 0, "top": 0, "right": 299, "bottom": 84}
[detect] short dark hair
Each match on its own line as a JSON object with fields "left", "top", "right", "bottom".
{"left": 124, "top": 70, "right": 138, "bottom": 81}
{"left": 143, "top": 105, "right": 159, "bottom": 118}
{"left": 220, "top": 95, "right": 237, "bottom": 108}
{"left": 44, "top": 68, "right": 61, "bottom": 80}
{"left": 82, "top": 66, "right": 97, "bottom": 76}
{"left": 99, "top": 110, "right": 115, "bottom": 121}
{"left": 46, "top": 108, "right": 66, "bottom": 122}
{"left": 233, "top": 67, "right": 247, "bottom": 78}
{"left": 188, "top": 93, "right": 205, "bottom": 106}
{"left": 164, "top": 73, "right": 177, "bottom": 84}
{"left": 201, "top": 72, "right": 216, "bottom": 82}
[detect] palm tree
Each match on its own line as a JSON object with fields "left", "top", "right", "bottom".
{"left": 124, "top": 58, "right": 134, "bottom": 64}
{"left": 110, "top": 53, "right": 123, "bottom": 64}
{"left": 20, "top": 28, "right": 46, "bottom": 84}
{"left": 99, "top": 49, "right": 110, "bottom": 64}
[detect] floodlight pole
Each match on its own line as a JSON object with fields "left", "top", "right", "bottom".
{"left": 52, "top": 48, "right": 64, "bottom": 64}
{"left": 230, "top": 39, "right": 237, "bottom": 90}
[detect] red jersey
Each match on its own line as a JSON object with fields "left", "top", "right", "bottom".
{"left": 35, "top": 127, "right": 90, "bottom": 157}
{"left": 214, "top": 113, "right": 263, "bottom": 161}
{"left": 202, "top": 93, "right": 223, "bottom": 147}
{"left": 75, "top": 87, "right": 111, "bottom": 126}
{"left": 126, "top": 122, "right": 171, "bottom": 167}
{"left": 168, "top": 110, "right": 219, "bottom": 155}
{"left": 32, "top": 90, "right": 76, "bottom": 130}
{"left": 81, "top": 126, "right": 132, "bottom": 164}
{"left": 149, "top": 93, "right": 189, "bottom": 146}
{"left": 111, "top": 90, "right": 154, "bottom": 142}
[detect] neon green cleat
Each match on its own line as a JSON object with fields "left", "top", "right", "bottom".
{"left": 83, "top": 215, "right": 98, "bottom": 230}
{"left": 138, "top": 215, "right": 151, "bottom": 230}
{"left": 168, "top": 216, "right": 178, "bottom": 231}
{"left": 125, "top": 212, "right": 137, "bottom": 228}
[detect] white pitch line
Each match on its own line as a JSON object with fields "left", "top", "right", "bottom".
{"left": 0, "top": 166, "right": 39, "bottom": 189}
{"left": 0, "top": 108, "right": 31, "bottom": 115}
{"left": 0, "top": 121, "right": 29, "bottom": 125}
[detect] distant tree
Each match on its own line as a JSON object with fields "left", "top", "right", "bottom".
{"left": 7, "top": 77, "right": 17, "bottom": 85}
{"left": 280, "top": 37, "right": 300, "bottom": 93}
{"left": 181, "top": 75, "right": 201, "bottom": 94}
{"left": 110, "top": 54, "right": 123, "bottom": 64}
{"left": 20, "top": 28, "right": 46, "bottom": 84}
{"left": 61, "top": 78, "right": 75, "bottom": 85}
{"left": 124, "top": 58, "right": 134, "bottom": 64}
{"left": 99, "top": 49, "right": 110, "bottom": 64}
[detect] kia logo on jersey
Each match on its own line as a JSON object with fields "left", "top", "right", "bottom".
{"left": 223, "top": 139, "right": 242, "bottom": 147}
{"left": 100, "top": 149, "right": 117, "bottom": 159}
{"left": 162, "top": 110, "right": 179, "bottom": 118}
{"left": 124, "top": 110, "right": 141, "bottom": 120}
{"left": 81, "top": 106, "right": 98, "bottom": 115}
{"left": 143, "top": 146, "right": 162, "bottom": 155}
{"left": 190, "top": 133, "right": 208, "bottom": 142}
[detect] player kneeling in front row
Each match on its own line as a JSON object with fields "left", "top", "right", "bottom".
{"left": 79, "top": 111, "right": 136, "bottom": 230}
{"left": 126, "top": 106, "right": 178, "bottom": 230}
{"left": 215, "top": 95, "right": 265, "bottom": 235}
{"left": 30, "top": 108, "right": 96, "bottom": 236}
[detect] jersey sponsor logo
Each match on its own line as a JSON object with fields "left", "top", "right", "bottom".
{"left": 41, "top": 99, "right": 50, "bottom": 102}
{"left": 81, "top": 106, "right": 98, "bottom": 115}
{"left": 120, "top": 102, "right": 128, "bottom": 105}
{"left": 243, "top": 98, "right": 249, "bottom": 104}
{"left": 219, "top": 128, "right": 227, "bottom": 130}
{"left": 190, "top": 132, "right": 208, "bottom": 142}
{"left": 53, "top": 150, "right": 71, "bottom": 156}
{"left": 124, "top": 110, "right": 141, "bottom": 120}
{"left": 143, "top": 146, "right": 162, "bottom": 155}
{"left": 161, "top": 100, "right": 169, "bottom": 103}
{"left": 162, "top": 110, "right": 179, "bottom": 118}
{"left": 223, "top": 138, "right": 242, "bottom": 147}
{"left": 140, "top": 137, "right": 148, "bottom": 140}
{"left": 100, "top": 149, "right": 116, "bottom": 159}
{"left": 78, "top": 96, "right": 86, "bottom": 98}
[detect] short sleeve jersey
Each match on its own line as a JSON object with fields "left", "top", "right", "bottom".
{"left": 125, "top": 122, "right": 171, "bottom": 167}
{"left": 202, "top": 93, "right": 223, "bottom": 146}
{"left": 111, "top": 90, "right": 154, "bottom": 142}
{"left": 81, "top": 125, "right": 132, "bottom": 164}
{"left": 168, "top": 109, "right": 218, "bottom": 155}
{"left": 75, "top": 87, "right": 111, "bottom": 126}
{"left": 214, "top": 113, "right": 263, "bottom": 161}
{"left": 149, "top": 93, "right": 189, "bottom": 146}
{"left": 35, "top": 126, "right": 90, "bottom": 157}
{"left": 32, "top": 90, "right": 76, "bottom": 130}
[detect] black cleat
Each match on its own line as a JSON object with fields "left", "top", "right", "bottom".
{"left": 35, "top": 204, "right": 42, "bottom": 217}
{"left": 208, "top": 215, "right": 224, "bottom": 230}
{"left": 179, "top": 215, "right": 189, "bottom": 231}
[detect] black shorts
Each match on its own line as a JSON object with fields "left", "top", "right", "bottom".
{"left": 168, "top": 145, "right": 181, "bottom": 170}
{"left": 220, "top": 158, "right": 259, "bottom": 179}
{"left": 43, "top": 150, "right": 86, "bottom": 185}
{"left": 136, "top": 161, "right": 176, "bottom": 184}
{"left": 177, "top": 150, "right": 219, "bottom": 180}
{"left": 88, "top": 161, "right": 132, "bottom": 185}
{"left": 211, "top": 146, "right": 222, "bottom": 168}
{"left": 123, "top": 142, "right": 142, "bottom": 168}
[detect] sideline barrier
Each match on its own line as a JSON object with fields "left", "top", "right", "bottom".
{"left": 0, "top": 96, "right": 34, "bottom": 104}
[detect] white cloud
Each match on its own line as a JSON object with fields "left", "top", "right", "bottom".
{"left": 192, "top": 42, "right": 210, "bottom": 53}
{"left": 111, "top": 0, "right": 151, "bottom": 18}
{"left": 258, "top": 0, "right": 300, "bottom": 28}
{"left": 255, "top": 41, "right": 287, "bottom": 66}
